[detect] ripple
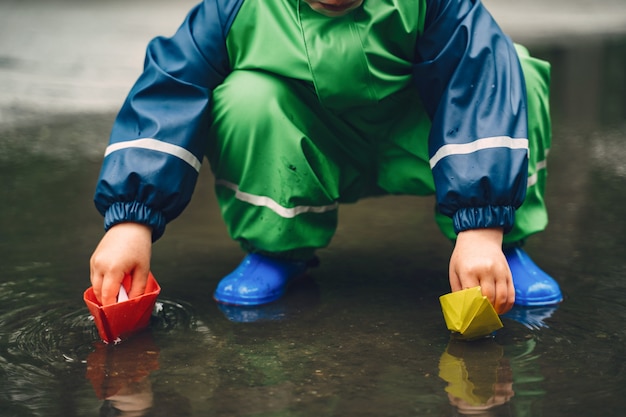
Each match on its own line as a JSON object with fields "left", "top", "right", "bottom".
{"left": 1, "top": 302, "right": 96, "bottom": 368}
{"left": 0, "top": 297, "right": 198, "bottom": 371}
{"left": 149, "top": 298, "right": 197, "bottom": 334}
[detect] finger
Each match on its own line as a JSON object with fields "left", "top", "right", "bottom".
{"left": 480, "top": 279, "right": 496, "bottom": 307}
{"left": 449, "top": 268, "right": 463, "bottom": 292}
{"left": 493, "top": 268, "right": 515, "bottom": 315}
{"left": 89, "top": 257, "right": 102, "bottom": 303}
{"left": 493, "top": 287, "right": 508, "bottom": 315}
{"left": 91, "top": 272, "right": 104, "bottom": 304}
{"left": 128, "top": 268, "right": 149, "bottom": 299}
{"left": 506, "top": 269, "right": 516, "bottom": 312}
{"left": 492, "top": 275, "right": 508, "bottom": 314}
{"left": 101, "top": 271, "right": 125, "bottom": 306}
{"left": 463, "top": 275, "right": 481, "bottom": 290}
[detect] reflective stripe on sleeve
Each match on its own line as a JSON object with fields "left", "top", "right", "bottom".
{"left": 429, "top": 136, "right": 529, "bottom": 169}
{"left": 104, "top": 138, "right": 203, "bottom": 172}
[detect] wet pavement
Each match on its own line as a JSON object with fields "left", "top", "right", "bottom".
{"left": 1, "top": 1, "right": 626, "bottom": 416}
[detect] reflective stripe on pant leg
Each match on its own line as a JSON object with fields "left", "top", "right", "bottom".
{"left": 434, "top": 45, "right": 552, "bottom": 241}
{"left": 207, "top": 70, "right": 366, "bottom": 257}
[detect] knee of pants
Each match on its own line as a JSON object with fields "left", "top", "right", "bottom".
{"left": 208, "top": 70, "right": 312, "bottom": 171}
{"left": 210, "top": 70, "right": 299, "bottom": 130}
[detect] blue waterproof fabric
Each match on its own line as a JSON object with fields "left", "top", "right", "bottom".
{"left": 94, "top": 0, "right": 245, "bottom": 240}
{"left": 414, "top": 0, "right": 528, "bottom": 233}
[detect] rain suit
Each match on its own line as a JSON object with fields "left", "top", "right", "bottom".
{"left": 94, "top": 0, "right": 552, "bottom": 258}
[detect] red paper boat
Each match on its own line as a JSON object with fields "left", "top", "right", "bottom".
{"left": 84, "top": 272, "right": 161, "bottom": 343}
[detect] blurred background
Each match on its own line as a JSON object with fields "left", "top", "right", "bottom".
{"left": 1, "top": 0, "right": 625, "bottom": 131}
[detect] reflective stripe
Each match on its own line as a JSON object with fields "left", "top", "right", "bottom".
{"left": 216, "top": 179, "right": 339, "bottom": 218}
{"left": 104, "top": 138, "right": 203, "bottom": 172}
{"left": 429, "top": 136, "right": 529, "bottom": 169}
{"left": 527, "top": 154, "right": 548, "bottom": 188}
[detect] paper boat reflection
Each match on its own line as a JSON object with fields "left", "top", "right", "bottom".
{"left": 84, "top": 272, "right": 161, "bottom": 343}
{"left": 438, "top": 339, "right": 514, "bottom": 409}
{"left": 86, "top": 332, "right": 160, "bottom": 401}
{"left": 439, "top": 286, "right": 503, "bottom": 340}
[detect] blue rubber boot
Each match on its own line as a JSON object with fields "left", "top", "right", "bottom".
{"left": 213, "top": 253, "right": 312, "bottom": 306}
{"left": 504, "top": 247, "right": 563, "bottom": 306}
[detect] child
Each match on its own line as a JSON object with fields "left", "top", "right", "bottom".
{"left": 90, "top": 0, "right": 562, "bottom": 316}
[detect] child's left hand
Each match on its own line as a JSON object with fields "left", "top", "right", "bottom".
{"left": 448, "top": 228, "right": 515, "bottom": 315}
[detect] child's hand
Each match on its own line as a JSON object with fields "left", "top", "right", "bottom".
{"left": 89, "top": 222, "right": 153, "bottom": 306}
{"left": 448, "top": 228, "right": 515, "bottom": 315}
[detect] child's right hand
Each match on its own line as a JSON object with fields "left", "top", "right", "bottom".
{"left": 89, "top": 222, "right": 153, "bottom": 306}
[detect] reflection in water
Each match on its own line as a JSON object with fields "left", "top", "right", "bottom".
{"left": 439, "top": 337, "right": 545, "bottom": 417}
{"left": 502, "top": 305, "right": 559, "bottom": 330}
{"left": 216, "top": 275, "right": 321, "bottom": 323}
{"left": 83, "top": 299, "right": 206, "bottom": 416}
{"left": 86, "top": 332, "right": 159, "bottom": 417}
{"left": 439, "top": 339, "right": 514, "bottom": 416}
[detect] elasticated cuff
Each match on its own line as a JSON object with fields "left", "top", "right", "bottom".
{"left": 453, "top": 205, "right": 515, "bottom": 235}
{"left": 104, "top": 201, "right": 166, "bottom": 242}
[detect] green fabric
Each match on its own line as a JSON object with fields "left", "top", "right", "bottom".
{"left": 226, "top": 0, "right": 426, "bottom": 107}
{"left": 207, "top": 70, "right": 433, "bottom": 258}
{"left": 225, "top": 0, "right": 311, "bottom": 82}
{"left": 210, "top": 2, "right": 551, "bottom": 256}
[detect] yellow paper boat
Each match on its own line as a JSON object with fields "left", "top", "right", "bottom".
{"left": 439, "top": 286, "right": 503, "bottom": 340}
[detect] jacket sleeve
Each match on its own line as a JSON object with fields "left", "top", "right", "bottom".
{"left": 414, "top": 0, "right": 529, "bottom": 234}
{"left": 93, "top": 0, "right": 242, "bottom": 241}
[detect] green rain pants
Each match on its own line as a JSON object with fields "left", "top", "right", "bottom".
{"left": 206, "top": 45, "right": 552, "bottom": 259}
